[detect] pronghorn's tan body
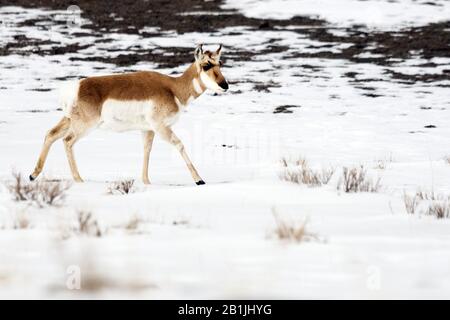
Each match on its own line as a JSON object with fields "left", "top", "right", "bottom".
{"left": 67, "top": 67, "right": 203, "bottom": 132}
{"left": 30, "top": 45, "right": 228, "bottom": 185}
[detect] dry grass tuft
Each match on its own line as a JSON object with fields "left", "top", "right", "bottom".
{"left": 279, "top": 157, "right": 335, "bottom": 187}
{"left": 426, "top": 201, "right": 450, "bottom": 219}
{"left": 337, "top": 166, "right": 381, "bottom": 193}
{"left": 7, "top": 171, "right": 71, "bottom": 207}
{"left": 272, "top": 209, "right": 318, "bottom": 243}
{"left": 374, "top": 160, "right": 387, "bottom": 170}
{"left": 0, "top": 209, "right": 32, "bottom": 230}
{"left": 75, "top": 210, "right": 102, "bottom": 237}
{"left": 281, "top": 157, "right": 307, "bottom": 168}
{"left": 320, "top": 167, "right": 335, "bottom": 185}
{"left": 415, "top": 190, "right": 439, "bottom": 201}
{"left": 403, "top": 192, "right": 420, "bottom": 214}
{"left": 374, "top": 154, "right": 394, "bottom": 170}
{"left": 403, "top": 190, "right": 450, "bottom": 219}
{"left": 125, "top": 215, "right": 141, "bottom": 231}
{"left": 124, "top": 214, "right": 147, "bottom": 233}
{"left": 107, "top": 179, "right": 135, "bottom": 195}
{"left": 13, "top": 211, "right": 31, "bottom": 229}
{"left": 444, "top": 156, "right": 450, "bottom": 165}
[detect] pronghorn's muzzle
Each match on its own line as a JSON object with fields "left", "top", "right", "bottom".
{"left": 219, "top": 81, "right": 229, "bottom": 91}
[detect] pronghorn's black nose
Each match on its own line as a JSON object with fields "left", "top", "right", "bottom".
{"left": 219, "top": 81, "right": 229, "bottom": 91}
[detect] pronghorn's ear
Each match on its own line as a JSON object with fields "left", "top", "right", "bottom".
{"left": 194, "top": 44, "right": 204, "bottom": 62}
{"left": 214, "top": 44, "right": 223, "bottom": 60}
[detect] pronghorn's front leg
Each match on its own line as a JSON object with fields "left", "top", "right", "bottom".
{"left": 156, "top": 125, "right": 205, "bottom": 185}
{"left": 142, "top": 130, "right": 155, "bottom": 185}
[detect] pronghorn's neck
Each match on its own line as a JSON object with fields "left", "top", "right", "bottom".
{"left": 173, "top": 63, "right": 206, "bottom": 106}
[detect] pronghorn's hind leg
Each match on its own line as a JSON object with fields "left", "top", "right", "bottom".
{"left": 155, "top": 125, "right": 205, "bottom": 185}
{"left": 30, "top": 117, "right": 71, "bottom": 181}
{"left": 62, "top": 119, "right": 96, "bottom": 183}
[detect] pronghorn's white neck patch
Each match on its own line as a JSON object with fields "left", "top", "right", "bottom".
{"left": 192, "top": 78, "right": 203, "bottom": 94}
{"left": 187, "top": 95, "right": 195, "bottom": 104}
{"left": 200, "top": 71, "right": 223, "bottom": 93}
{"left": 175, "top": 96, "right": 195, "bottom": 109}
{"left": 174, "top": 96, "right": 183, "bottom": 109}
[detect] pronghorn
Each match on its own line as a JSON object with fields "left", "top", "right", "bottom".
{"left": 30, "top": 44, "right": 228, "bottom": 185}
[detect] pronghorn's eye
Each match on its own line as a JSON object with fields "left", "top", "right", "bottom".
{"left": 202, "top": 62, "right": 213, "bottom": 71}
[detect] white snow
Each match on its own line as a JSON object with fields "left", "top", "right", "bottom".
{"left": 223, "top": 0, "right": 450, "bottom": 29}
{"left": 0, "top": 2, "right": 450, "bottom": 299}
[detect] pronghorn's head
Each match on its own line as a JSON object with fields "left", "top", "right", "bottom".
{"left": 194, "top": 44, "right": 229, "bottom": 93}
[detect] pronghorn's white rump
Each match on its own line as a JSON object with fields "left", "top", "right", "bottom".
{"left": 58, "top": 81, "right": 80, "bottom": 117}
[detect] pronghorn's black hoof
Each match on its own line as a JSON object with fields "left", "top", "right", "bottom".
{"left": 29, "top": 175, "right": 35, "bottom": 181}
{"left": 196, "top": 180, "right": 206, "bottom": 185}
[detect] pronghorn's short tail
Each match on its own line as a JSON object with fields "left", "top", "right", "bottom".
{"left": 59, "top": 81, "right": 80, "bottom": 117}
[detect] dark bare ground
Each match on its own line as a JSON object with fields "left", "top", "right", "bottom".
{"left": 293, "top": 22, "right": 450, "bottom": 64}
{"left": 0, "top": 0, "right": 448, "bottom": 85}
{"left": 253, "top": 81, "right": 281, "bottom": 93}
{"left": 273, "top": 105, "right": 301, "bottom": 114}
{"left": 0, "top": 0, "right": 328, "bottom": 71}
{"left": 0, "top": 0, "right": 323, "bottom": 34}
{"left": 385, "top": 69, "right": 450, "bottom": 84}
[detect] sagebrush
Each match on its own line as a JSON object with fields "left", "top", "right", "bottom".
{"left": 337, "top": 166, "right": 381, "bottom": 193}
{"left": 107, "top": 179, "right": 135, "bottom": 195}
{"left": 14, "top": 211, "right": 30, "bottom": 229}
{"left": 279, "top": 157, "right": 334, "bottom": 187}
{"left": 75, "top": 210, "right": 103, "bottom": 237}
{"left": 272, "top": 209, "right": 318, "bottom": 243}
{"left": 7, "top": 171, "right": 71, "bottom": 207}
{"left": 403, "top": 190, "right": 450, "bottom": 219}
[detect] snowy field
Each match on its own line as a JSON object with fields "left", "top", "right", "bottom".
{"left": 0, "top": 0, "right": 450, "bottom": 299}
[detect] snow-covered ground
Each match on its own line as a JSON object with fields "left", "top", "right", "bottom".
{"left": 0, "top": 1, "right": 450, "bottom": 299}
{"left": 223, "top": 0, "right": 450, "bottom": 29}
